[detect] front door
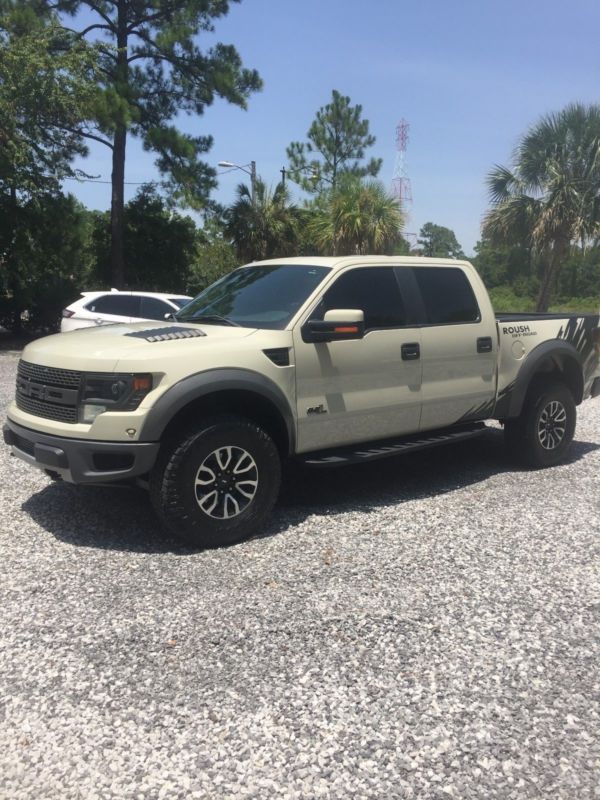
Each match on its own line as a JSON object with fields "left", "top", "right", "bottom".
{"left": 293, "top": 266, "right": 423, "bottom": 453}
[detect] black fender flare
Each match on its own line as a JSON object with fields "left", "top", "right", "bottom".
{"left": 139, "top": 368, "right": 296, "bottom": 453}
{"left": 500, "top": 340, "right": 584, "bottom": 419}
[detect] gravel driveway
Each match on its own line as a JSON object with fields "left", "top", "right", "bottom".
{"left": 1, "top": 349, "right": 599, "bottom": 799}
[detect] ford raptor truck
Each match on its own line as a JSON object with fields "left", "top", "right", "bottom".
{"left": 4, "top": 257, "right": 600, "bottom": 548}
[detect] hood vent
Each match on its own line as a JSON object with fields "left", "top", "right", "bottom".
{"left": 124, "top": 326, "right": 206, "bottom": 343}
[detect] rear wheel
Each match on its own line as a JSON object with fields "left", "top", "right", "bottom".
{"left": 150, "top": 415, "right": 281, "bottom": 548}
{"left": 504, "top": 379, "right": 576, "bottom": 468}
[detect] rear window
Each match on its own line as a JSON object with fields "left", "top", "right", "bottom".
{"left": 413, "top": 267, "right": 480, "bottom": 325}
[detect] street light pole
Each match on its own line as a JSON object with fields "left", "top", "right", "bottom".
{"left": 250, "top": 160, "right": 256, "bottom": 205}
{"left": 218, "top": 160, "right": 257, "bottom": 205}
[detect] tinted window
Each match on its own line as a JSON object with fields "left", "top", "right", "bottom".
{"left": 414, "top": 268, "right": 479, "bottom": 324}
{"left": 317, "top": 267, "right": 406, "bottom": 330}
{"left": 86, "top": 295, "right": 140, "bottom": 316}
{"left": 140, "top": 297, "right": 173, "bottom": 320}
{"left": 169, "top": 297, "right": 191, "bottom": 309}
{"left": 177, "top": 265, "right": 330, "bottom": 329}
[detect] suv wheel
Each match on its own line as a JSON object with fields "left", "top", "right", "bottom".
{"left": 504, "top": 379, "right": 576, "bottom": 468}
{"left": 150, "top": 415, "right": 281, "bottom": 548}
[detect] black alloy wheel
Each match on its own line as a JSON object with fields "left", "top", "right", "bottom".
{"left": 150, "top": 415, "right": 281, "bottom": 548}
{"left": 504, "top": 379, "right": 576, "bottom": 468}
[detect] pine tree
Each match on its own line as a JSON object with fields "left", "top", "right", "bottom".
{"left": 36, "top": 0, "right": 262, "bottom": 285}
{"left": 286, "top": 90, "right": 381, "bottom": 193}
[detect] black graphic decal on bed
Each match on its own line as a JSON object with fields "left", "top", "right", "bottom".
{"left": 557, "top": 315, "right": 600, "bottom": 382}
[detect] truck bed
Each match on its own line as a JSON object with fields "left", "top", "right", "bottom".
{"left": 496, "top": 312, "right": 599, "bottom": 322}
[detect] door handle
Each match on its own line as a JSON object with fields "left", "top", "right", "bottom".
{"left": 401, "top": 342, "right": 420, "bottom": 361}
{"left": 477, "top": 336, "right": 493, "bottom": 353}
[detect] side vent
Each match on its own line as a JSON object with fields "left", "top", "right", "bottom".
{"left": 263, "top": 348, "right": 290, "bottom": 367}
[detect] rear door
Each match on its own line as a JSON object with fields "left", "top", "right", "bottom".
{"left": 409, "top": 266, "right": 497, "bottom": 430}
{"left": 293, "top": 266, "right": 422, "bottom": 453}
{"left": 84, "top": 294, "right": 141, "bottom": 326}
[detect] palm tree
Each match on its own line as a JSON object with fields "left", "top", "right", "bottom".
{"left": 308, "top": 178, "right": 404, "bottom": 256}
{"left": 225, "top": 179, "right": 300, "bottom": 262}
{"left": 483, "top": 103, "right": 600, "bottom": 310}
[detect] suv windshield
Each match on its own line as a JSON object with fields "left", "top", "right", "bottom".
{"left": 176, "top": 264, "right": 331, "bottom": 329}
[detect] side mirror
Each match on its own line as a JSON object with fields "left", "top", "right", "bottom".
{"left": 302, "top": 309, "right": 365, "bottom": 343}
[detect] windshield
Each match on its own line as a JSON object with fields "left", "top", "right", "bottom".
{"left": 176, "top": 264, "right": 331, "bottom": 329}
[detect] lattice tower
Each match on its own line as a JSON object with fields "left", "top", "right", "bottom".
{"left": 391, "top": 119, "right": 412, "bottom": 205}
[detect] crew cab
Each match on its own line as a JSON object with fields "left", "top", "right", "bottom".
{"left": 4, "top": 257, "right": 600, "bottom": 548}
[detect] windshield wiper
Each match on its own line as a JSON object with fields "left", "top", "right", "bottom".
{"left": 184, "top": 314, "right": 240, "bottom": 327}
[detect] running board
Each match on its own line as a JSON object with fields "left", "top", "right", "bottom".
{"left": 299, "top": 424, "right": 487, "bottom": 468}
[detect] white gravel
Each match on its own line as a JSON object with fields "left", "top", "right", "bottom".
{"left": 1, "top": 349, "right": 599, "bottom": 799}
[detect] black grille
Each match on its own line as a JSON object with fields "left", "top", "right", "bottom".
{"left": 16, "top": 395, "right": 78, "bottom": 422}
{"left": 16, "top": 360, "right": 81, "bottom": 423}
{"left": 18, "top": 361, "right": 82, "bottom": 389}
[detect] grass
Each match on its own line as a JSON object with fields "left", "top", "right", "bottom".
{"left": 488, "top": 286, "right": 600, "bottom": 314}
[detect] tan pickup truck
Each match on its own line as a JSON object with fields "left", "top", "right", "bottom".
{"left": 4, "top": 257, "right": 600, "bottom": 547}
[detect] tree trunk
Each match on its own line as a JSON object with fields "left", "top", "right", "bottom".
{"left": 110, "top": 123, "right": 126, "bottom": 287}
{"left": 536, "top": 237, "right": 568, "bottom": 312}
{"left": 569, "top": 256, "right": 577, "bottom": 297}
{"left": 110, "top": 0, "right": 128, "bottom": 288}
{"left": 5, "top": 184, "right": 22, "bottom": 333}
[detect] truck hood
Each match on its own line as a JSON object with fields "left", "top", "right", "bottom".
{"left": 21, "top": 321, "right": 258, "bottom": 372}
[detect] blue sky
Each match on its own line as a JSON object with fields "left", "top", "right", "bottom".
{"left": 67, "top": 0, "right": 600, "bottom": 255}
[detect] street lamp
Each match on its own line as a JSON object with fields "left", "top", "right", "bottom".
{"left": 280, "top": 165, "right": 320, "bottom": 188}
{"left": 218, "top": 160, "right": 257, "bottom": 205}
{"left": 280, "top": 165, "right": 334, "bottom": 189}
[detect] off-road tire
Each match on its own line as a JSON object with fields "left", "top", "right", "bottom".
{"left": 150, "top": 415, "right": 281, "bottom": 548}
{"left": 504, "top": 379, "right": 576, "bottom": 468}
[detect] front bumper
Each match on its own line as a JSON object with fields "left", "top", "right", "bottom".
{"left": 3, "top": 419, "right": 160, "bottom": 484}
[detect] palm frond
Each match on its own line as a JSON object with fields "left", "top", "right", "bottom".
{"left": 486, "top": 165, "right": 523, "bottom": 205}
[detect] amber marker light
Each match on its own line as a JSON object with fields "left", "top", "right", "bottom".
{"left": 334, "top": 326, "right": 359, "bottom": 334}
{"left": 133, "top": 375, "right": 152, "bottom": 391}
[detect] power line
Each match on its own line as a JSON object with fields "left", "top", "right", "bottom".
{"left": 62, "top": 176, "right": 147, "bottom": 185}
{"left": 62, "top": 167, "right": 237, "bottom": 185}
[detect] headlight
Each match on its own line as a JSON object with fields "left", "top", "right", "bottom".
{"left": 79, "top": 374, "right": 153, "bottom": 423}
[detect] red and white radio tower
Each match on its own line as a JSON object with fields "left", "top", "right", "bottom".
{"left": 391, "top": 119, "right": 412, "bottom": 206}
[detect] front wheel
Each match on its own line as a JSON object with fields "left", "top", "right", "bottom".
{"left": 150, "top": 415, "right": 281, "bottom": 548}
{"left": 504, "top": 379, "right": 576, "bottom": 468}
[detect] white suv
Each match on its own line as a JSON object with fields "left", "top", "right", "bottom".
{"left": 61, "top": 290, "right": 192, "bottom": 333}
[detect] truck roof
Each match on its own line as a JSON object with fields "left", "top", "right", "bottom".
{"left": 245, "top": 255, "right": 474, "bottom": 271}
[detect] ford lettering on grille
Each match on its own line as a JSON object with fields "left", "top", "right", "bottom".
{"left": 16, "top": 377, "right": 78, "bottom": 405}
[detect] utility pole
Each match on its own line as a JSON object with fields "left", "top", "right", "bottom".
{"left": 218, "top": 159, "right": 257, "bottom": 205}
{"left": 250, "top": 160, "right": 256, "bottom": 205}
